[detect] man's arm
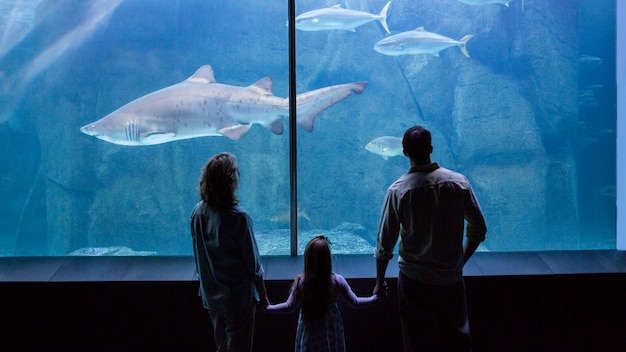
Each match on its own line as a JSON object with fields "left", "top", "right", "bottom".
{"left": 463, "top": 182, "right": 487, "bottom": 264}
{"left": 463, "top": 238, "right": 480, "bottom": 264}
{"left": 255, "top": 277, "right": 270, "bottom": 306}
{"left": 373, "top": 258, "right": 389, "bottom": 298}
{"left": 373, "top": 189, "right": 399, "bottom": 298}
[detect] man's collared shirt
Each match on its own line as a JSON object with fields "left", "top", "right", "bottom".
{"left": 376, "top": 162, "right": 487, "bottom": 285}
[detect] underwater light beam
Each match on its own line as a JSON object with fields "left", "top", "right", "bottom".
{"left": 0, "top": 0, "right": 121, "bottom": 123}
{"left": 17, "top": 0, "right": 121, "bottom": 90}
{"left": 0, "top": 0, "right": 44, "bottom": 60}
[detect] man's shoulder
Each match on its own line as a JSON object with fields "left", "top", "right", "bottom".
{"left": 434, "top": 166, "right": 469, "bottom": 183}
{"left": 434, "top": 169, "right": 475, "bottom": 195}
{"left": 388, "top": 173, "right": 411, "bottom": 191}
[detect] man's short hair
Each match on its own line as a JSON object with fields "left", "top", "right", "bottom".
{"left": 402, "top": 126, "right": 432, "bottom": 159}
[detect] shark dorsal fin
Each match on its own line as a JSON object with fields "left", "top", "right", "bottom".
{"left": 249, "top": 77, "right": 273, "bottom": 95}
{"left": 186, "top": 65, "right": 216, "bottom": 84}
{"left": 415, "top": 27, "right": 425, "bottom": 31}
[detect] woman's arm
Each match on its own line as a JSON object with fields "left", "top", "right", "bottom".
{"left": 263, "top": 277, "right": 301, "bottom": 314}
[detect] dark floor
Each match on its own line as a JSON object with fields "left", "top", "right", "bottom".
{"left": 1, "top": 251, "right": 625, "bottom": 351}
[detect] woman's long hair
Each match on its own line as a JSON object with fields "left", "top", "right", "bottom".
{"left": 296, "top": 235, "right": 333, "bottom": 327}
{"left": 198, "top": 152, "right": 240, "bottom": 209}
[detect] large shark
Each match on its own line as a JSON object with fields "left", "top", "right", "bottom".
{"left": 80, "top": 65, "right": 367, "bottom": 146}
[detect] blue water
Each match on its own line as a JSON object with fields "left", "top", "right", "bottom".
{"left": 0, "top": 0, "right": 617, "bottom": 256}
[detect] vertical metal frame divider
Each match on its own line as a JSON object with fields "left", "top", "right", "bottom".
{"left": 288, "top": 0, "right": 298, "bottom": 256}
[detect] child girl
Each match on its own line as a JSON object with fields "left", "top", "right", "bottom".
{"left": 264, "top": 235, "right": 380, "bottom": 352}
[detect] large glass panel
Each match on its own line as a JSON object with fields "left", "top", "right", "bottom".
{"left": 295, "top": 0, "right": 616, "bottom": 252}
{"left": 0, "top": 0, "right": 618, "bottom": 257}
{"left": 618, "top": 0, "right": 625, "bottom": 250}
{"left": 0, "top": 0, "right": 291, "bottom": 256}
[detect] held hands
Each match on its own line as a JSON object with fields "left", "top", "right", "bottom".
{"left": 255, "top": 278, "right": 270, "bottom": 307}
{"left": 373, "top": 280, "right": 388, "bottom": 300}
{"left": 259, "top": 295, "right": 270, "bottom": 306}
{"left": 257, "top": 293, "right": 272, "bottom": 313}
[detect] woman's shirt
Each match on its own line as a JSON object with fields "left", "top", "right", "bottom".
{"left": 190, "top": 201, "right": 264, "bottom": 313}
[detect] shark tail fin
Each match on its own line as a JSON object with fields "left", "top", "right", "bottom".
{"left": 378, "top": 1, "right": 392, "bottom": 34}
{"left": 458, "top": 34, "right": 473, "bottom": 57}
{"left": 295, "top": 81, "right": 367, "bottom": 132}
{"left": 298, "top": 209, "right": 311, "bottom": 221}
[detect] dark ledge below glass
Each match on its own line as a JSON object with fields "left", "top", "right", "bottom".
{"left": 1, "top": 250, "right": 625, "bottom": 282}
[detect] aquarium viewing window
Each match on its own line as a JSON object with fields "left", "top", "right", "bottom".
{"left": 618, "top": 0, "right": 625, "bottom": 251}
{"left": 0, "top": 0, "right": 621, "bottom": 257}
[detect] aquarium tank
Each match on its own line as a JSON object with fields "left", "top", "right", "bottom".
{"left": 0, "top": 0, "right": 619, "bottom": 257}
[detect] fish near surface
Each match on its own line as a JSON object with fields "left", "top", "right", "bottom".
{"left": 295, "top": 2, "right": 391, "bottom": 34}
{"left": 374, "top": 27, "right": 473, "bottom": 57}
{"left": 578, "top": 55, "right": 604, "bottom": 66}
{"left": 456, "top": 0, "right": 513, "bottom": 5}
{"left": 80, "top": 65, "right": 367, "bottom": 146}
{"left": 365, "top": 136, "right": 403, "bottom": 160}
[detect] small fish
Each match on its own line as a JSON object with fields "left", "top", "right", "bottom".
{"left": 595, "top": 129, "right": 614, "bottom": 137}
{"left": 581, "top": 137, "right": 599, "bottom": 146}
{"left": 295, "top": 2, "right": 391, "bottom": 34}
{"left": 270, "top": 209, "right": 311, "bottom": 224}
{"left": 374, "top": 27, "right": 473, "bottom": 57}
{"left": 578, "top": 55, "right": 604, "bottom": 66}
{"left": 365, "top": 136, "right": 403, "bottom": 160}
{"left": 591, "top": 185, "right": 616, "bottom": 198}
{"left": 585, "top": 84, "right": 603, "bottom": 91}
{"left": 577, "top": 90, "right": 598, "bottom": 107}
{"left": 456, "top": 0, "right": 514, "bottom": 6}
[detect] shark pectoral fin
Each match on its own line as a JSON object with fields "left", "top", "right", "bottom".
{"left": 383, "top": 155, "right": 389, "bottom": 160}
{"left": 297, "top": 114, "right": 315, "bottom": 132}
{"left": 219, "top": 124, "right": 252, "bottom": 140}
{"left": 141, "top": 132, "right": 176, "bottom": 144}
{"left": 264, "top": 120, "right": 284, "bottom": 135}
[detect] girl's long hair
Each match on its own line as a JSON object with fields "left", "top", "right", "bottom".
{"left": 296, "top": 235, "right": 333, "bottom": 327}
{"left": 198, "top": 152, "right": 240, "bottom": 209}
